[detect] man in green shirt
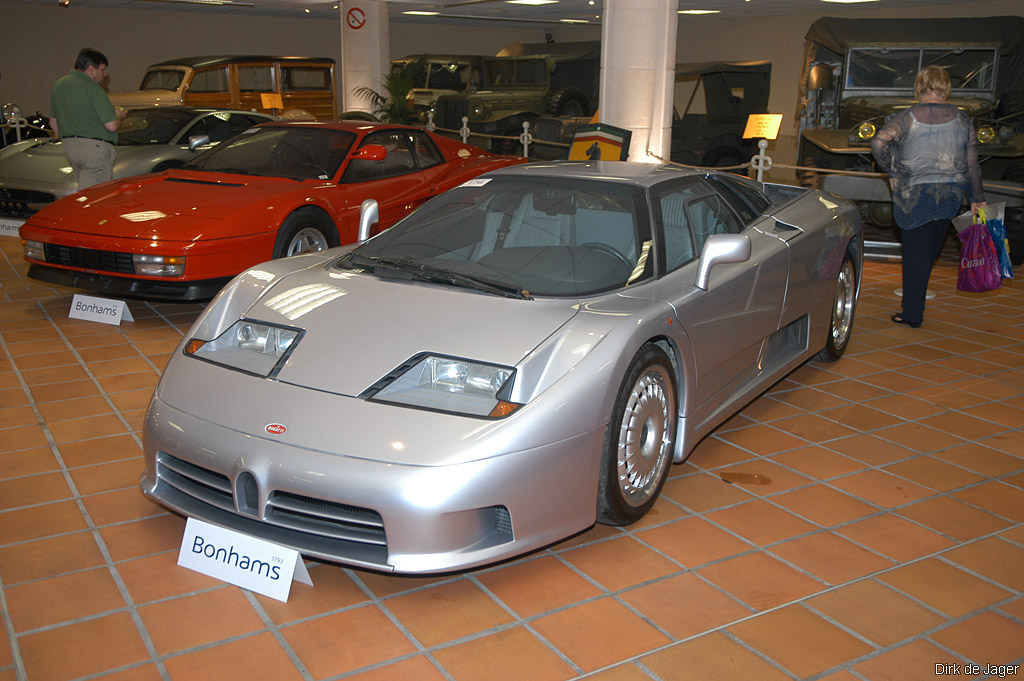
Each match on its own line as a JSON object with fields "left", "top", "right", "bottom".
{"left": 49, "top": 47, "right": 126, "bottom": 189}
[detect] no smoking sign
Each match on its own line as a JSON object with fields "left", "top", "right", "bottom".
{"left": 346, "top": 7, "right": 366, "bottom": 29}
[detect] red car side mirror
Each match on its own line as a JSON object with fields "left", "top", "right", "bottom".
{"left": 352, "top": 144, "right": 387, "bottom": 161}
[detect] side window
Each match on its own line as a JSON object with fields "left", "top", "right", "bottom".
{"left": 658, "top": 190, "right": 698, "bottom": 272}
{"left": 409, "top": 131, "right": 444, "bottom": 169}
{"left": 282, "top": 66, "right": 331, "bottom": 91}
{"left": 342, "top": 131, "right": 416, "bottom": 182}
{"left": 189, "top": 67, "right": 228, "bottom": 93}
{"left": 238, "top": 65, "right": 274, "bottom": 92}
{"left": 185, "top": 113, "right": 240, "bottom": 143}
{"left": 708, "top": 175, "right": 771, "bottom": 223}
{"left": 687, "top": 194, "right": 743, "bottom": 256}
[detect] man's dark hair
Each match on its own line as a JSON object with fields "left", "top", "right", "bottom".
{"left": 74, "top": 48, "right": 108, "bottom": 71}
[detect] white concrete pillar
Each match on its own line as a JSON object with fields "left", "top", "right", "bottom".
{"left": 339, "top": 0, "right": 390, "bottom": 115}
{"left": 599, "top": 0, "right": 678, "bottom": 162}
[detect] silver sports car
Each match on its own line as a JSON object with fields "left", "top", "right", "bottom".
{"left": 141, "top": 162, "right": 862, "bottom": 573}
{"left": 0, "top": 107, "right": 274, "bottom": 215}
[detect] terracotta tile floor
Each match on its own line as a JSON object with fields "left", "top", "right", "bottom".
{"left": 1, "top": 232, "right": 1022, "bottom": 681}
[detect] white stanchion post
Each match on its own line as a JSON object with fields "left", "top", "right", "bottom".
{"left": 426, "top": 111, "right": 435, "bottom": 132}
{"left": 751, "top": 139, "right": 773, "bottom": 182}
{"left": 460, "top": 116, "right": 470, "bottom": 144}
{"left": 520, "top": 120, "right": 532, "bottom": 157}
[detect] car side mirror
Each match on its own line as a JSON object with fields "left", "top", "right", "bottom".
{"left": 188, "top": 134, "right": 210, "bottom": 152}
{"left": 352, "top": 144, "right": 387, "bottom": 161}
{"left": 358, "top": 199, "right": 379, "bottom": 243}
{"left": 695, "top": 234, "right": 751, "bottom": 291}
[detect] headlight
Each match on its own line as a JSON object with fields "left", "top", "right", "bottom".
{"left": 23, "top": 239, "right": 44, "bottom": 261}
{"left": 998, "top": 125, "right": 1016, "bottom": 144}
{"left": 856, "top": 121, "right": 876, "bottom": 140}
{"left": 977, "top": 125, "right": 996, "bottom": 144}
{"left": 134, "top": 253, "right": 185, "bottom": 277}
{"left": 367, "top": 354, "right": 520, "bottom": 418}
{"left": 185, "top": 320, "right": 302, "bottom": 377}
{"left": 470, "top": 102, "right": 491, "bottom": 120}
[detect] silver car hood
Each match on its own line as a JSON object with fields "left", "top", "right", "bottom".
{"left": 246, "top": 266, "right": 579, "bottom": 397}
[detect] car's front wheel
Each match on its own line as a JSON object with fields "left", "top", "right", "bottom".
{"left": 814, "top": 253, "right": 857, "bottom": 362}
{"left": 597, "top": 344, "right": 677, "bottom": 526}
{"left": 273, "top": 210, "right": 337, "bottom": 259}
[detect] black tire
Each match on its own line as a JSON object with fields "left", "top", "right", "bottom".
{"left": 800, "top": 156, "right": 831, "bottom": 189}
{"left": 813, "top": 252, "right": 857, "bottom": 362}
{"left": 997, "top": 91, "right": 1024, "bottom": 124}
{"left": 272, "top": 210, "right": 338, "bottom": 259}
{"left": 547, "top": 87, "right": 589, "bottom": 117}
{"left": 702, "top": 145, "right": 749, "bottom": 176}
{"left": 152, "top": 161, "right": 182, "bottom": 173}
{"left": 597, "top": 344, "right": 677, "bottom": 526}
{"left": 339, "top": 111, "right": 379, "bottom": 122}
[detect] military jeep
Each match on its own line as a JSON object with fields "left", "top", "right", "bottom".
{"left": 797, "top": 16, "right": 1024, "bottom": 263}
{"left": 431, "top": 41, "right": 600, "bottom": 152}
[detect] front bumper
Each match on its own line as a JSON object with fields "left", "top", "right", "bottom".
{"left": 141, "top": 393, "right": 603, "bottom": 574}
{"left": 28, "top": 263, "right": 231, "bottom": 301}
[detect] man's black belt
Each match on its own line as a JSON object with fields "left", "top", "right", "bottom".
{"left": 63, "top": 136, "right": 111, "bottom": 143}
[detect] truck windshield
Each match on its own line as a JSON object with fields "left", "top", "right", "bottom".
{"left": 846, "top": 47, "right": 997, "bottom": 92}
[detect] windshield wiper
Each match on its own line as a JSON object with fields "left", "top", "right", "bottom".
{"left": 345, "top": 254, "right": 532, "bottom": 300}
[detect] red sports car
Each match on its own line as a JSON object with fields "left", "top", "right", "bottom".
{"left": 20, "top": 121, "right": 525, "bottom": 300}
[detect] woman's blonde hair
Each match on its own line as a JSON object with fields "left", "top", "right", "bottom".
{"left": 915, "top": 65, "right": 951, "bottom": 100}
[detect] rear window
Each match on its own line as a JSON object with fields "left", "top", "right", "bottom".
{"left": 238, "top": 65, "right": 274, "bottom": 92}
{"left": 189, "top": 67, "right": 229, "bottom": 93}
{"left": 139, "top": 69, "right": 185, "bottom": 91}
{"left": 283, "top": 66, "right": 332, "bottom": 91}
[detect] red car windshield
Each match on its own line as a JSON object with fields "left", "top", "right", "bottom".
{"left": 182, "top": 127, "right": 356, "bottom": 181}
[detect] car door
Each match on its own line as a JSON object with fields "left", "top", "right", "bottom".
{"left": 339, "top": 130, "right": 448, "bottom": 234}
{"left": 653, "top": 176, "right": 789, "bottom": 410}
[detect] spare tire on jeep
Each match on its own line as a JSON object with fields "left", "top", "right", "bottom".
{"left": 548, "top": 87, "right": 589, "bottom": 117}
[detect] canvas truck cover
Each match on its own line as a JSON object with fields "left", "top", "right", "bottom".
{"left": 798, "top": 16, "right": 1024, "bottom": 121}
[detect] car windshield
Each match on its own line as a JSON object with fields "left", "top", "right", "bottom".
{"left": 182, "top": 127, "right": 355, "bottom": 180}
{"left": 117, "top": 109, "right": 196, "bottom": 145}
{"left": 139, "top": 69, "right": 186, "bottom": 91}
{"left": 846, "top": 47, "right": 997, "bottom": 92}
{"left": 340, "top": 176, "right": 651, "bottom": 297}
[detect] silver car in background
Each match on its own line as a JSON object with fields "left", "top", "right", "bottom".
{"left": 141, "top": 162, "right": 862, "bottom": 573}
{"left": 0, "top": 107, "right": 275, "bottom": 215}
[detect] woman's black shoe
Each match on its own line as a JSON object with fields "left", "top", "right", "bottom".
{"left": 890, "top": 313, "right": 921, "bottom": 328}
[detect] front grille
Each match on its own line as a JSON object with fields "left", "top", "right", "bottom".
{"left": 435, "top": 97, "right": 469, "bottom": 131}
{"left": 43, "top": 243, "right": 135, "bottom": 274}
{"left": 155, "top": 452, "right": 387, "bottom": 548}
{"left": 0, "top": 187, "right": 56, "bottom": 204}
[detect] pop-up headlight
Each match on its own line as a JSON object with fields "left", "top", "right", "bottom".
{"left": 185, "top": 319, "right": 302, "bottom": 377}
{"left": 367, "top": 354, "right": 519, "bottom": 418}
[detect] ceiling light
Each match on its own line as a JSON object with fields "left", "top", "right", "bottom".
{"left": 820, "top": 0, "right": 878, "bottom": 3}
{"left": 403, "top": 9, "right": 439, "bottom": 14}
{"left": 678, "top": 9, "right": 720, "bottom": 14}
{"left": 560, "top": 18, "right": 589, "bottom": 22}
{"left": 506, "top": 0, "right": 558, "bottom": 5}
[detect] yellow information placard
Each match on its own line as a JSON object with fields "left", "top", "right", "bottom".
{"left": 742, "top": 114, "right": 783, "bottom": 140}
{"left": 260, "top": 92, "right": 284, "bottom": 110}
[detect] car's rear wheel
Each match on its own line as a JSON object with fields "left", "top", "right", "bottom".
{"left": 152, "top": 161, "right": 182, "bottom": 173}
{"left": 273, "top": 211, "right": 337, "bottom": 259}
{"left": 597, "top": 344, "right": 676, "bottom": 526}
{"left": 814, "top": 253, "right": 857, "bottom": 362}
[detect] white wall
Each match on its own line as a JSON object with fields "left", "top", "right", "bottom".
{"left": 1, "top": 0, "right": 1020, "bottom": 179}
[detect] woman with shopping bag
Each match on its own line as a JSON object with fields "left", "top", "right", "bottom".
{"left": 871, "top": 65, "right": 986, "bottom": 328}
